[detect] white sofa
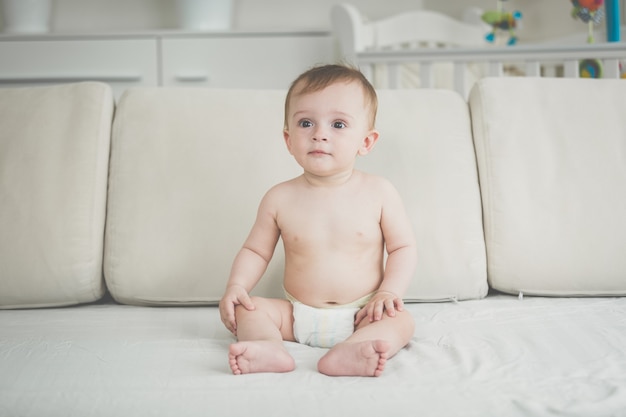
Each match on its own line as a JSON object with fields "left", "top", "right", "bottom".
{"left": 1, "top": 78, "right": 625, "bottom": 417}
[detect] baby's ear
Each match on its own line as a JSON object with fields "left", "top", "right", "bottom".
{"left": 357, "top": 129, "right": 379, "bottom": 156}
{"left": 283, "top": 129, "right": 294, "bottom": 154}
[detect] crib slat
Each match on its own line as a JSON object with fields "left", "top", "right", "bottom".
{"left": 542, "top": 63, "right": 559, "bottom": 78}
{"left": 488, "top": 62, "right": 504, "bottom": 77}
{"left": 454, "top": 62, "right": 467, "bottom": 96}
{"left": 603, "top": 59, "right": 620, "bottom": 78}
{"left": 389, "top": 63, "right": 400, "bottom": 88}
{"left": 420, "top": 62, "right": 434, "bottom": 88}
{"left": 525, "top": 61, "right": 541, "bottom": 77}
{"left": 563, "top": 60, "right": 579, "bottom": 78}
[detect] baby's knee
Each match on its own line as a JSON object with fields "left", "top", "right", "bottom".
{"left": 396, "top": 310, "right": 416, "bottom": 336}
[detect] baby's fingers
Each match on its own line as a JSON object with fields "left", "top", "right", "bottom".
{"left": 238, "top": 292, "right": 256, "bottom": 311}
{"left": 384, "top": 298, "right": 397, "bottom": 317}
{"left": 367, "top": 300, "right": 386, "bottom": 322}
{"left": 354, "top": 307, "right": 368, "bottom": 326}
{"left": 355, "top": 295, "right": 403, "bottom": 325}
{"left": 374, "top": 297, "right": 404, "bottom": 320}
{"left": 221, "top": 308, "right": 237, "bottom": 333}
{"left": 226, "top": 320, "right": 237, "bottom": 334}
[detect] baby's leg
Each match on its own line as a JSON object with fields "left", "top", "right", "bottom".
{"left": 229, "top": 297, "right": 296, "bottom": 375}
{"left": 317, "top": 310, "right": 414, "bottom": 377}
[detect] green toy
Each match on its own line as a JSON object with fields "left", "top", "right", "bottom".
{"left": 482, "top": 0, "right": 523, "bottom": 45}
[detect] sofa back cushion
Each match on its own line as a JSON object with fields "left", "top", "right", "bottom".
{"left": 470, "top": 77, "right": 626, "bottom": 296}
{"left": 0, "top": 83, "right": 113, "bottom": 308}
{"left": 105, "top": 89, "right": 299, "bottom": 305}
{"left": 105, "top": 88, "right": 487, "bottom": 305}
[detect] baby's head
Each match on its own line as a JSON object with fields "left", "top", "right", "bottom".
{"left": 284, "top": 64, "right": 378, "bottom": 130}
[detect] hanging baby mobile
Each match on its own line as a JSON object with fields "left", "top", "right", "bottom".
{"left": 570, "top": 0, "right": 605, "bottom": 78}
{"left": 482, "top": 0, "right": 523, "bottom": 45}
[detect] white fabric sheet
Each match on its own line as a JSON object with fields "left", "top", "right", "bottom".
{"left": 2, "top": 295, "right": 626, "bottom": 416}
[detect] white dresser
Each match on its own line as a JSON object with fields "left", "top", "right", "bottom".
{"left": 0, "top": 31, "right": 335, "bottom": 98}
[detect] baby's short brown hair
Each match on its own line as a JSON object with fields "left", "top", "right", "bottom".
{"left": 284, "top": 64, "right": 378, "bottom": 129}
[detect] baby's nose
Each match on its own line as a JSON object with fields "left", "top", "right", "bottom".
{"left": 312, "top": 127, "right": 328, "bottom": 141}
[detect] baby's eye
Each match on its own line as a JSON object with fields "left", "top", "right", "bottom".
{"left": 298, "top": 120, "right": 313, "bottom": 128}
{"left": 332, "top": 121, "right": 346, "bottom": 129}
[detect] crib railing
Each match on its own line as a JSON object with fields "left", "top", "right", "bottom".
{"left": 357, "top": 42, "right": 626, "bottom": 97}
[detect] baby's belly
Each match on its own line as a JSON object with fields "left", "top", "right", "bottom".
{"left": 284, "top": 266, "right": 382, "bottom": 308}
{"left": 282, "top": 241, "right": 384, "bottom": 307}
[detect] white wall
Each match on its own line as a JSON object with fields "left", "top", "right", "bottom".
{"left": 48, "top": 0, "right": 429, "bottom": 33}
{"left": 233, "top": 0, "right": 424, "bottom": 31}
{"left": 51, "top": 0, "right": 177, "bottom": 32}
{"left": 2, "top": 0, "right": 623, "bottom": 43}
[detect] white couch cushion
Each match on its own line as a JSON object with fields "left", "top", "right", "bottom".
{"left": 105, "top": 89, "right": 300, "bottom": 305}
{"left": 0, "top": 83, "right": 113, "bottom": 308}
{"left": 470, "top": 77, "right": 626, "bottom": 296}
{"left": 105, "top": 88, "right": 487, "bottom": 305}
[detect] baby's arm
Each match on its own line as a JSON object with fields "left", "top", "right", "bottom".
{"left": 219, "top": 190, "right": 281, "bottom": 334}
{"left": 356, "top": 179, "right": 417, "bottom": 325}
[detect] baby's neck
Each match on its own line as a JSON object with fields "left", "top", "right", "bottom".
{"left": 302, "top": 170, "right": 356, "bottom": 187}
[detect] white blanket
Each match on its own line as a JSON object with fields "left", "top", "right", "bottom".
{"left": 2, "top": 295, "right": 626, "bottom": 416}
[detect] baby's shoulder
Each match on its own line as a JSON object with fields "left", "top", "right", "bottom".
{"left": 262, "top": 176, "right": 303, "bottom": 201}
{"left": 269, "top": 176, "right": 302, "bottom": 191}
{"left": 355, "top": 170, "right": 397, "bottom": 192}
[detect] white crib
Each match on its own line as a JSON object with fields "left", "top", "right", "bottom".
{"left": 331, "top": 3, "right": 626, "bottom": 98}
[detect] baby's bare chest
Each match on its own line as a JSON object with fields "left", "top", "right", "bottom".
{"left": 277, "top": 196, "right": 382, "bottom": 248}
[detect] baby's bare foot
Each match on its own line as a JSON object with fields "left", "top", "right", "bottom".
{"left": 228, "top": 341, "right": 295, "bottom": 375}
{"left": 317, "top": 340, "right": 390, "bottom": 377}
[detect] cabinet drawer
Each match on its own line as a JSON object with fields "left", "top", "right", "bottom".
{"left": 0, "top": 39, "right": 158, "bottom": 98}
{"left": 162, "top": 35, "right": 334, "bottom": 89}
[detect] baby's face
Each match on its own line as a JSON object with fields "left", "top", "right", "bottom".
{"left": 283, "top": 81, "right": 378, "bottom": 180}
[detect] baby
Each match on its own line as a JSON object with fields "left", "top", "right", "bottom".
{"left": 219, "top": 64, "right": 417, "bottom": 377}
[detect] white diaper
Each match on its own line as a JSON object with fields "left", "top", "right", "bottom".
{"left": 285, "top": 290, "right": 374, "bottom": 349}
{"left": 291, "top": 301, "right": 359, "bottom": 349}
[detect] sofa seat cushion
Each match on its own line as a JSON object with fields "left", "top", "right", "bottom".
{"left": 0, "top": 82, "right": 113, "bottom": 308}
{"left": 105, "top": 88, "right": 487, "bottom": 305}
{"left": 470, "top": 77, "right": 626, "bottom": 296}
{"left": 2, "top": 296, "right": 626, "bottom": 415}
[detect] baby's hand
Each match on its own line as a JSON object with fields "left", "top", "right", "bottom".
{"left": 355, "top": 291, "right": 404, "bottom": 326}
{"left": 219, "top": 284, "right": 255, "bottom": 335}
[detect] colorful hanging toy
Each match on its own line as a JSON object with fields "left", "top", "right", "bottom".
{"left": 571, "top": 0, "right": 604, "bottom": 41}
{"left": 482, "top": 0, "right": 523, "bottom": 46}
{"left": 571, "top": 0, "right": 605, "bottom": 78}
